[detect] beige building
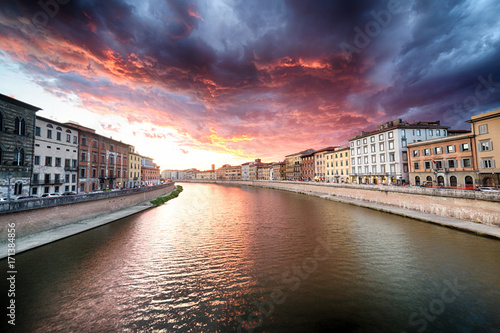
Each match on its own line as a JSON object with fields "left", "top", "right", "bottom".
{"left": 226, "top": 165, "right": 241, "bottom": 180}
{"left": 325, "top": 147, "right": 350, "bottom": 183}
{"left": 195, "top": 170, "right": 215, "bottom": 179}
{"left": 285, "top": 149, "right": 313, "bottom": 180}
{"left": 128, "top": 145, "right": 142, "bottom": 188}
{"left": 467, "top": 109, "right": 500, "bottom": 187}
{"left": 314, "top": 147, "right": 337, "bottom": 181}
{"left": 258, "top": 164, "right": 272, "bottom": 180}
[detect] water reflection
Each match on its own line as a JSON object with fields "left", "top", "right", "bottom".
{"left": 1, "top": 183, "right": 500, "bottom": 332}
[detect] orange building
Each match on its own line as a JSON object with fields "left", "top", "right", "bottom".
{"left": 407, "top": 133, "right": 477, "bottom": 188}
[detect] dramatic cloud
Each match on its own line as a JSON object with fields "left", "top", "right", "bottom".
{"left": 0, "top": 0, "right": 499, "bottom": 167}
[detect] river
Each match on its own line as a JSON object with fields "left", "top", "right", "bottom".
{"left": 2, "top": 183, "right": 500, "bottom": 332}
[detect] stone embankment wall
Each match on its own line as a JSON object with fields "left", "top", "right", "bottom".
{"left": 0, "top": 183, "right": 175, "bottom": 238}
{"left": 180, "top": 180, "right": 500, "bottom": 227}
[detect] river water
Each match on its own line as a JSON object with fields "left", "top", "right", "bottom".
{"left": 2, "top": 183, "right": 500, "bottom": 332}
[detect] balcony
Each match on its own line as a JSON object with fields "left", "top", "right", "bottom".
{"left": 64, "top": 166, "right": 78, "bottom": 171}
{"left": 32, "top": 179, "right": 64, "bottom": 185}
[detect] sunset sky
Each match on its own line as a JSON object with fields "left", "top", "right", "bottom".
{"left": 1, "top": 0, "right": 499, "bottom": 170}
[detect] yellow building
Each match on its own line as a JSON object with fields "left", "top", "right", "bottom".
{"left": 226, "top": 165, "right": 241, "bottom": 180}
{"left": 128, "top": 145, "right": 142, "bottom": 187}
{"left": 325, "top": 147, "right": 350, "bottom": 183}
{"left": 467, "top": 109, "right": 500, "bottom": 186}
{"left": 285, "top": 149, "right": 313, "bottom": 180}
{"left": 195, "top": 170, "right": 215, "bottom": 179}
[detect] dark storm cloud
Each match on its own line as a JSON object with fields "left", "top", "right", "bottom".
{"left": 0, "top": 0, "right": 499, "bottom": 159}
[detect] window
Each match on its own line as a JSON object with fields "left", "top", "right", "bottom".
{"left": 72, "top": 159, "right": 77, "bottom": 168}
{"left": 372, "top": 166, "right": 377, "bottom": 173}
{"left": 370, "top": 137, "right": 375, "bottom": 142}
{"left": 416, "top": 129, "right": 421, "bottom": 136}
{"left": 434, "top": 160, "right": 443, "bottom": 169}
{"left": 402, "top": 152, "right": 408, "bottom": 161}
{"left": 389, "top": 153, "right": 395, "bottom": 162}
{"left": 65, "top": 174, "right": 70, "bottom": 183}
{"left": 371, "top": 155, "right": 376, "bottom": 163}
{"left": 479, "top": 124, "right": 488, "bottom": 134}
{"left": 448, "top": 160, "right": 456, "bottom": 168}
{"left": 55, "top": 174, "right": 60, "bottom": 183}
{"left": 415, "top": 176, "right": 421, "bottom": 186}
{"left": 446, "top": 145, "right": 455, "bottom": 153}
{"left": 36, "top": 126, "right": 41, "bottom": 136}
{"left": 351, "top": 158, "right": 355, "bottom": 166}
{"left": 92, "top": 138, "right": 98, "bottom": 148}
{"left": 460, "top": 143, "right": 471, "bottom": 152}
{"left": 101, "top": 154, "right": 105, "bottom": 163}
{"left": 363, "top": 138, "right": 367, "bottom": 144}
{"left": 412, "top": 150, "right": 419, "bottom": 157}
{"left": 434, "top": 147, "right": 443, "bottom": 154}
{"left": 357, "top": 157, "right": 361, "bottom": 165}
{"left": 81, "top": 150, "right": 87, "bottom": 162}
{"left": 363, "top": 147, "right": 368, "bottom": 154}
{"left": 482, "top": 159, "right": 495, "bottom": 169}
{"left": 80, "top": 168, "right": 86, "bottom": 178}
{"left": 388, "top": 132, "right": 393, "bottom": 139}
{"left": 403, "top": 164, "right": 408, "bottom": 173}
{"left": 462, "top": 158, "right": 471, "bottom": 168}
{"left": 34, "top": 155, "right": 40, "bottom": 165}
{"left": 15, "top": 117, "right": 26, "bottom": 135}
{"left": 363, "top": 156, "right": 368, "bottom": 164}
{"left": 72, "top": 174, "right": 76, "bottom": 183}
{"left": 379, "top": 134, "right": 384, "bottom": 141}
{"left": 424, "top": 161, "right": 431, "bottom": 169}
{"left": 110, "top": 144, "right": 114, "bottom": 152}
{"left": 479, "top": 141, "right": 492, "bottom": 151}
{"left": 380, "top": 165, "right": 386, "bottom": 173}
{"left": 380, "top": 154, "right": 385, "bottom": 163}
{"left": 379, "top": 143, "right": 385, "bottom": 151}
{"left": 423, "top": 148, "right": 431, "bottom": 156}
{"left": 55, "top": 157, "right": 61, "bottom": 167}
{"left": 429, "top": 129, "right": 434, "bottom": 136}
{"left": 81, "top": 136, "right": 87, "bottom": 146}
{"left": 388, "top": 141, "right": 394, "bottom": 150}
{"left": 45, "top": 156, "right": 52, "bottom": 166}
{"left": 414, "top": 162, "right": 420, "bottom": 170}
{"left": 32, "top": 187, "right": 38, "bottom": 195}
{"left": 47, "top": 129, "right": 52, "bottom": 139}
{"left": 56, "top": 132, "right": 61, "bottom": 141}
{"left": 66, "top": 134, "right": 71, "bottom": 142}
{"left": 14, "top": 182, "right": 23, "bottom": 195}
{"left": 73, "top": 136, "right": 77, "bottom": 144}
{"left": 371, "top": 145, "right": 376, "bottom": 152}
{"left": 33, "top": 173, "right": 39, "bottom": 183}
{"left": 436, "top": 130, "right": 441, "bottom": 136}
{"left": 357, "top": 140, "right": 360, "bottom": 146}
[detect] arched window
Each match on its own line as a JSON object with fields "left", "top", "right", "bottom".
{"left": 426, "top": 176, "right": 433, "bottom": 182}
{"left": 14, "top": 182, "right": 23, "bottom": 195}
{"left": 465, "top": 176, "right": 473, "bottom": 185}
{"left": 437, "top": 176, "right": 444, "bottom": 186}
{"left": 66, "top": 129, "right": 72, "bottom": 133}
{"left": 56, "top": 126, "right": 62, "bottom": 131}
{"left": 46, "top": 124, "right": 53, "bottom": 128}
{"left": 15, "top": 117, "right": 26, "bottom": 135}
{"left": 450, "top": 176, "right": 457, "bottom": 187}
{"left": 14, "top": 148, "right": 24, "bottom": 166}
{"left": 415, "top": 176, "right": 421, "bottom": 186}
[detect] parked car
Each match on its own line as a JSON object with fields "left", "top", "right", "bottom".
{"left": 41, "top": 193, "right": 61, "bottom": 198}
{"left": 17, "top": 195, "right": 39, "bottom": 200}
{"left": 61, "top": 192, "right": 76, "bottom": 196}
{"left": 478, "top": 187, "right": 499, "bottom": 192}
{"left": 0, "top": 198, "right": 9, "bottom": 201}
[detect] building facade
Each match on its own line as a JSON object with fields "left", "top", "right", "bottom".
{"left": 326, "top": 147, "right": 350, "bottom": 183}
{"left": 128, "top": 145, "right": 142, "bottom": 187}
{"left": 68, "top": 123, "right": 129, "bottom": 193}
{"left": 407, "top": 133, "right": 477, "bottom": 188}
{"left": 32, "top": 117, "right": 79, "bottom": 195}
{"left": 349, "top": 119, "right": 449, "bottom": 184}
{"left": 285, "top": 149, "right": 313, "bottom": 180}
{"left": 314, "top": 147, "right": 337, "bottom": 181}
{"left": 141, "top": 156, "right": 160, "bottom": 185}
{"left": 241, "top": 162, "right": 251, "bottom": 180}
{"left": 301, "top": 151, "right": 315, "bottom": 181}
{"left": 467, "top": 109, "right": 500, "bottom": 187}
{"left": 0, "top": 94, "right": 41, "bottom": 199}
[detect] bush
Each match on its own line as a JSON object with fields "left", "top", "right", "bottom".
{"left": 150, "top": 186, "right": 183, "bottom": 206}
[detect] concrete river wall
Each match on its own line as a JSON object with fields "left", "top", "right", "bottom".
{"left": 180, "top": 180, "right": 500, "bottom": 227}
{"left": 0, "top": 183, "right": 175, "bottom": 239}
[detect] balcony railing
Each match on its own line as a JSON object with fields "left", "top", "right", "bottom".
{"left": 32, "top": 179, "right": 64, "bottom": 185}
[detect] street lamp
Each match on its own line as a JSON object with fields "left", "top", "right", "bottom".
{"left": 7, "top": 172, "right": 12, "bottom": 201}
